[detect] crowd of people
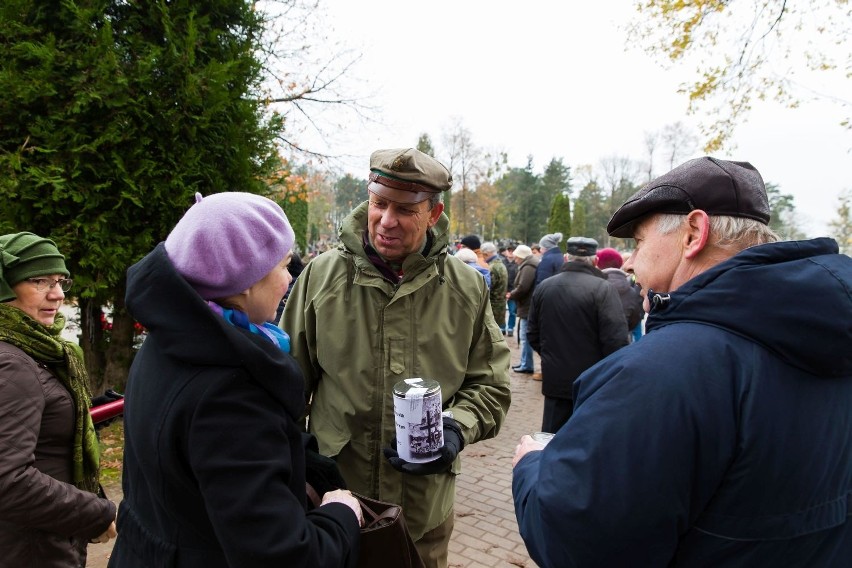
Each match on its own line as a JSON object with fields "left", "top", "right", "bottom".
{"left": 1, "top": 150, "right": 848, "bottom": 568}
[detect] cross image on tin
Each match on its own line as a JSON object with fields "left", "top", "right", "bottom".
{"left": 393, "top": 378, "right": 444, "bottom": 463}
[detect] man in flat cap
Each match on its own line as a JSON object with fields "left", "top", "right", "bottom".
{"left": 512, "top": 157, "right": 852, "bottom": 567}
{"left": 526, "top": 236, "right": 628, "bottom": 432}
{"left": 283, "top": 148, "right": 511, "bottom": 568}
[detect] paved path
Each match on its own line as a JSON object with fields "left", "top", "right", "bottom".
{"left": 86, "top": 337, "right": 542, "bottom": 568}
{"left": 449, "top": 337, "right": 541, "bottom": 568}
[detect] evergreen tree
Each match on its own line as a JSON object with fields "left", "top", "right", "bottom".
{"left": 0, "top": 0, "right": 283, "bottom": 392}
{"left": 572, "top": 201, "right": 587, "bottom": 237}
{"left": 547, "top": 193, "right": 572, "bottom": 251}
{"left": 494, "top": 159, "right": 543, "bottom": 244}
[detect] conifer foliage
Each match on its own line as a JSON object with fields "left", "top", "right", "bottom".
{"left": 0, "top": 0, "right": 284, "bottom": 392}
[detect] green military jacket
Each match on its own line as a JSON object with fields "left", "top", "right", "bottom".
{"left": 486, "top": 255, "right": 508, "bottom": 329}
{"left": 282, "top": 202, "right": 511, "bottom": 539}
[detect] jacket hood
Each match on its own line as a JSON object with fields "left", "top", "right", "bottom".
{"left": 125, "top": 244, "right": 304, "bottom": 414}
{"left": 646, "top": 238, "right": 851, "bottom": 377}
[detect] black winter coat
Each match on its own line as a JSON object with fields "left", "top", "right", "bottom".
{"left": 109, "top": 244, "right": 359, "bottom": 568}
{"left": 527, "top": 262, "right": 628, "bottom": 399}
{"left": 602, "top": 268, "right": 644, "bottom": 331}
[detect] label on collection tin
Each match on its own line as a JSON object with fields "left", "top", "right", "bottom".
{"left": 393, "top": 378, "right": 443, "bottom": 463}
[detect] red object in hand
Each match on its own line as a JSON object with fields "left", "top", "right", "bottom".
{"left": 89, "top": 398, "right": 124, "bottom": 425}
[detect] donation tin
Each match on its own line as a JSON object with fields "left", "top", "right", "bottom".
{"left": 393, "top": 378, "right": 444, "bottom": 463}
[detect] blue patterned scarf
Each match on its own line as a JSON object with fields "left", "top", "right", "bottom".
{"left": 208, "top": 302, "right": 290, "bottom": 353}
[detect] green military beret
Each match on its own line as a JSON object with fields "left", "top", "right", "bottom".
{"left": 368, "top": 148, "right": 453, "bottom": 204}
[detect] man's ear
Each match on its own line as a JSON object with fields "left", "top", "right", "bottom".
{"left": 682, "top": 210, "right": 710, "bottom": 259}
{"left": 428, "top": 202, "right": 444, "bottom": 227}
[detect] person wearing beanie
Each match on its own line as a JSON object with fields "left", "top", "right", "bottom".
{"left": 595, "top": 247, "right": 624, "bottom": 270}
{"left": 282, "top": 148, "right": 511, "bottom": 567}
{"left": 110, "top": 192, "right": 362, "bottom": 567}
{"left": 507, "top": 244, "right": 541, "bottom": 374}
{"left": 0, "top": 232, "right": 117, "bottom": 566}
{"left": 534, "top": 232, "right": 565, "bottom": 285}
{"left": 459, "top": 234, "right": 491, "bottom": 272}
{"left": 595, "top": 248, "right": 644, "bottom": 343}
{"left": 514, "top": 158, "right": 852, "bottom": 567}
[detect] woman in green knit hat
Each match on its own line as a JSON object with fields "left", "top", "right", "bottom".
{"left": 0, "top": 231, "right": 116, "bottom": 567}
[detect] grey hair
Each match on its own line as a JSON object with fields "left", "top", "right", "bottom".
{"left": 567, "top": 255, "right": 595, "bottom": 265}
{"left": 427, "top": 192, "right": 443, "bottom": 209}
{"left": 654, "top": 213, "right": 780, "bottom": 252}
{"left": 481, "top": 241, "right": 497, "bottom": 255}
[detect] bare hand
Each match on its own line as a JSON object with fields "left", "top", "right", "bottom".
{"left": 321, "top": 489, "right": 364, "bottom": 527}
{"left": 512, "top": 435, "right": 546, "bottom": 467}
{"left": 90, "top": 521, "right": 117, "bottom": 544}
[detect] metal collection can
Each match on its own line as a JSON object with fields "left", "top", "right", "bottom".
{"left": 393, "top": 378, "right": 443, "bottom": 463}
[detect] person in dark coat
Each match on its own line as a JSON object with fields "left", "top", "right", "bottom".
{"left": 507, "top": 245, "right": 540, "bottom": 373}
{"left": 0, "top": 232, "right": 116, "bottom": 568}
{"left": 527, "top": 237, "right": 628, "bottom": 431}
{"left": 513, "top": 157, "right": 852, "bottom": 567}
{"left": 109, "top": 192, "right": 361, "bottom": 568}
{"left": 533, "top": 232, "right": 564, "bottom": 285}
{"left": 596, "top": 247, "right": 644, "bottom": 340}
{"left": 501, "top": 245, "right": 518, "bottom": 336}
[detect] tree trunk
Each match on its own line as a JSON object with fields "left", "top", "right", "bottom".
{"left": 79, "top": 297, "right": 107, "bottom": 395}
{"left": 104, "top": 281, "right": 134, "bottom": 394}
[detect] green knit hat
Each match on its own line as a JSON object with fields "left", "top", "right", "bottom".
{"left": 0, "top": 232, "right": 69, "bottom": 302}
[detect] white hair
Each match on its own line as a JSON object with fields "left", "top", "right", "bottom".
{"left": 653, "top": 213, "right": 780, "bottom": 253}
{"left": 480, "top": 241, "right": 497, "bottom": 255}
{"left": 567, "top": 255, "right": 595, "bottom": 265}
{"left": 455, "top": 248, "right": 478, "bottom": 263}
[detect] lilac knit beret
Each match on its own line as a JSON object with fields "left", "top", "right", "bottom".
{"left": 165, "top": 192, "right": 295, "bottom": 300}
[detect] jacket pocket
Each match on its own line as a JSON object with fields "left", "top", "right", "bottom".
{"left": 115, "top": 506, "right": 177, "bottom": 567}
{"left": 389, "top": 337, "right": 406, "bottom": 375}
{"left": 693, "top": 491, "right": 850, "bottom": 540}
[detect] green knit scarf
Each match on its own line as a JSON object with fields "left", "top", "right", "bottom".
{"left": 0, "top": 303, "right": 100, "bottom": 493}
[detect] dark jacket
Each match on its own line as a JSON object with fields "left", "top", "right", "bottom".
{"left": 0, "top": 342, "right": 116, "bottom": 568}
{"left": 534, "top": 247, "right": 565, "bottom": 286}
{"left": 503, "top": 255, "right": 517, "bottom": 287}
{"left": 602, "top": 267, "right": 644, "bottom": 330}
{"left": 527, "top": 262, "right": 628, "bottom": 399}
{"left": 508, "top": 255, "right": 540, "bottom": 318}
{"left": 514, "top": 238, "right": 852, "bottom": 567}
{"left": 109, "top": 244, "right": 359, "bottom": 568}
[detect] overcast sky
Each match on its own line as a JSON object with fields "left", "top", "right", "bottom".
{"left": 288, "top": 0, "right": 850, "bottom": 237}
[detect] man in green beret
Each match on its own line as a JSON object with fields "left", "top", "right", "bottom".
{"left": 283, "top": 148, "right": 511, "bottom": 568}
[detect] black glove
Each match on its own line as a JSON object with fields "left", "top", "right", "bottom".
{"left": 302, "top": 432, "right": 347, "bottom": 497}
{"left": 383, "top": 417, "right": 465, "bottom": 475}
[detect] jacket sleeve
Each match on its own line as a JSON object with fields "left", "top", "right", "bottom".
{"left": 597, "top": 283, "right": 630, "bottom": 355}
{"left": 0, "top": 350, "right": 116, "bottom": 539}
{"left": 527, "top": 287, "right": 541, "bottom": 353}
{"left": 512, "top": 338, "right": 737, "bottom": 567}
{"left": 447, "top": 278, "right": 512, "bottom": 446}
{"left": 187, "top": 372, "right": 359, "bottom": 568}
{"left": 509, "top": 264, "right": 535, "bottom": 302}
{"left": 280, "top": 263, "right": 320, "bottom": 413}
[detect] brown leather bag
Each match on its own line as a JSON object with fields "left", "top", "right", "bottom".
{"left": 354, "top": 493, "right": 425, "bottom": 568}
{"left": 306, "top": 484, "right": 424, "bottom": 568}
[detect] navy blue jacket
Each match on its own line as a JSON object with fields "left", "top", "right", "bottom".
{"left": 534, "top": 247, "right": 565, "bottom": 286}
{"left": 109, "top": 244, "right": 359, "bottom": 568}
{"left": 513, "top": 238, "right": 852, "bottom": 567}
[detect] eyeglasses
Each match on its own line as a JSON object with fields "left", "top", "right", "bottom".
{"left": 27, "top": 277, "right": 73, "bottom": 293}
